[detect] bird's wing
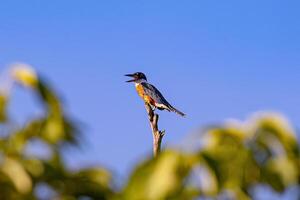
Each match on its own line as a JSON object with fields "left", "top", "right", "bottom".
{"left": 141, "top": 82, "right": 171, "bottom": 106}
{"left": 141, "top": 82, "right": 186, "bottom": 116}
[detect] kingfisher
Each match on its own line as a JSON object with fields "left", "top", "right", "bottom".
{"left": 125, "top": 72, "right": 185, "bottom": 117}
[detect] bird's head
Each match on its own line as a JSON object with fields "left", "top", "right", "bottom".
{"left": 125, "top": 72, "right": 147, "bottom": 83}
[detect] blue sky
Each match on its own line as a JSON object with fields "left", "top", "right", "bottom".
{"left": 1, "top": 0, "right": 300, "bottom": 185}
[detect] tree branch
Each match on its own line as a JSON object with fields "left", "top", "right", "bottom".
{"left": 144, "top": 103, "right": 165, "bottom": 157}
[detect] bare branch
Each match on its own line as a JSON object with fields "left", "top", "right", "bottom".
{"left": 144, "top": 103, "right": 165, "bottom": 157}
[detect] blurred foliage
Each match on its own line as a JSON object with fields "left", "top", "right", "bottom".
{"left": 0, "top": 65, "right": 114, "bottom": 200}
{"left": 0, "top": 65, "right": 299, "bottom": 199}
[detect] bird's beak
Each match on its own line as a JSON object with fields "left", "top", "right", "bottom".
{"left": 125, "top": 74, "right": 135, "bottom": 82}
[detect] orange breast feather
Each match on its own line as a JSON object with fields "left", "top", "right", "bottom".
{"left": 136, "top": 84, "right": 155, "bottom": 105}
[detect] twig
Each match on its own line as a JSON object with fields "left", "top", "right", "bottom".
{"left": 144, "top": 103, "right": 165, "bottom": 157}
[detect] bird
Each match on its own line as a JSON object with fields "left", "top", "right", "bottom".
{"left": 125, "top": 72, "right": 185, "bottom": 117}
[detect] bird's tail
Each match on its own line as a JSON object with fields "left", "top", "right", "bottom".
{"left": 168, "top": 106, "right": 186, "bottom": 117}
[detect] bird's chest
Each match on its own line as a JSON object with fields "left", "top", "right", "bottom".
{"left": 135, "top": 84, "right": 145, "bottom": 98}
{"left": 135, "top": 84, "right": 155, "bottom": 105}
